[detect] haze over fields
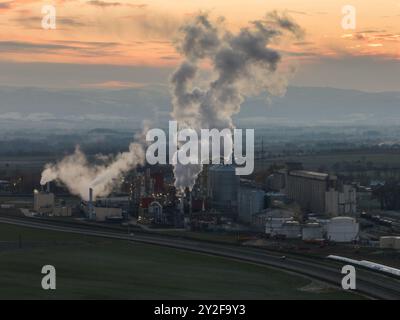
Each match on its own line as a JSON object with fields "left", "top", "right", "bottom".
{"left": 1, "top": 85, "right": 400, "bottom": 131}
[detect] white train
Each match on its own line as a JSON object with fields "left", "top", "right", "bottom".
{"left": 327, "top": 255, "right": 400, "bottom": 277}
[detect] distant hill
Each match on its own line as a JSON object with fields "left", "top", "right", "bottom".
{"left": 0, "top": 85, "right": 399, "bottom": 131}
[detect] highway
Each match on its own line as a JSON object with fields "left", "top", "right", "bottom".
{"left": 1, "top": 216, "right": 400, "bottom": 300}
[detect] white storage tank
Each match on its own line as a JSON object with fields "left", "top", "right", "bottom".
{"left": 327, "top": 217, "right": 359, "bottom": 243}
{"left": 302, "top": 223, "right": 323, "bottom": 241}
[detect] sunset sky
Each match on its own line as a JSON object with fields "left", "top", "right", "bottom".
{"left": 0, "top": 0, "right": 399, "bottom": 91}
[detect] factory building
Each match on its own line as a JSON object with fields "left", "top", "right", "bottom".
{"left": 81, "top": 188, "right": 123, "bottom": 222}
{"left": 92, "top": 207, "right": 122, "bottom": 222}
{"left": 33, "top": 189, "right": 72, "bottom": 217}
{"left": 326, "top": 217, "right": 359, "bottom": 243}
{"left": 265, "top": 218, "right": 301, "bottom": 239}
{"left": 53, "top": 206, "right": 72, "bottom": 217}
{"left": 96, "top": 196, "right": 131, "bottom": 212}
{"left": 302, "top": 223, "right": 324, "bottom": 241}
{"left": 238, "top": 187, "right": 265, "bottom": 223}
{"left": 81, "top": 202, "right": 123, "bottom": 222}
{"left": 207, "top": 165, "right": 239, "bottom": 215}
{"left": 325, "top": 185, "right": 357, "bottom": 216}
{"left": 264, "top": 216, "right": 359, "bottom": 243}
{"left": 380, "top": 237, "right": 400, "bottom": 250}
{"left": 285, "top": 170, "right": 336, "bottom": 213}
{"left": 267, "top": 167, "right": 357, "bottom": 216}
{"left": 34, "top": 191, "right": 55, "bottom": 215}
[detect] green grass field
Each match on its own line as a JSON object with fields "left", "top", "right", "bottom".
{"left": 0, "top": 223, "right": 362, "bottom": 300}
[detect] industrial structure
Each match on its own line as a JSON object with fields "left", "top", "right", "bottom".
{"left": 207, "top": 165, "right": 239, "bottom": 215}
{"left": 238, "top": 186, "right": 265, "bottom": 223}
{"left": 33, "top": 183, "right": 72, "bottom": 217}
{"left": 34, "top": 190, "right": 54, "bottom": 215}
{"left": 81, "top": 188, "right": 123, "bottom": 222}
{"left": 267, "top": 167, "right": 357, "bottom": 216}
{"left": 326, "top": 217, "right": 359, "bottom": 243}
{"left": 265, "top": 216, "right": 359, "bottom": 243}
{"left": 379, "top": 236, "right": 400, "bottom": 250}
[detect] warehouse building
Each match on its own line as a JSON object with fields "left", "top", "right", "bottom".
{"left": 267, "top": 167, "right": 357, "bottom": 216}
{"left": 34, "top": 190, "right": 55, "bottom": 215}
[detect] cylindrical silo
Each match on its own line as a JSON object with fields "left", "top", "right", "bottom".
{"left": 207, "top": 165, "right": 239, "bottom": 215}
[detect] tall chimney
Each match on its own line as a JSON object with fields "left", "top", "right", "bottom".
{"left": 46, "top": 182, "right": 51, "bottom": 193}
{"left": 88, "top": 188, "right": 94, "bottom": 220}
{"left": 189, "top": 192, "right": 192, "bottom": 216}
{"left": 179, "top": 196, "right": 184, "bottom": 214}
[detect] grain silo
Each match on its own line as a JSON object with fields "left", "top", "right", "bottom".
{"left": 207, "top": 165, "right": 239, "bottom": 215}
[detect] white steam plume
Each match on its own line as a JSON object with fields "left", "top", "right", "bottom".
{"left": 40, "top": 142, "right": 145, "bottom": 201}
{"left": 170, "top": 11, "right": 304, "bottom": 190}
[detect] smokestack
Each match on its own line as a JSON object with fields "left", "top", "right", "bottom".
{"left": 46, "top": 182, "right": 50, "bottom": 193}
{"left": 88, "top": 188, "right": 94, "bottom": 220}
{"left": 189, "top": 192, "right": 192, "bottom": 216}
{"left": 179, "top": 196, "right": 184, "bottom": 214}
{"left": 39, "top": 143, "right": 145, "bottom": 201}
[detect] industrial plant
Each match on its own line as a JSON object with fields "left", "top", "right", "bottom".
{"left": 4, "top": 160, "right": 369, "bottom": 246}
{"left": 1, "top": 0, "right": 400, "bottom": 301}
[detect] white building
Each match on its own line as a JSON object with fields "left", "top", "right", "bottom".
{"left": 265, "top": 218, "right": 301, "bottom": 239}
{"left": 325, "top": 185, "right": 357, "bottom": 217}
{"left": 326, "top": 217, "right": 359, "bottom": 243}
{"left": 302, "top": 223, "right": 324, "bottom": 241}
{"left": 34, "top": 191, "right": 54, "bottom": 214}
{"left": 380, "top": 236, "right": 400, "bottom": 249}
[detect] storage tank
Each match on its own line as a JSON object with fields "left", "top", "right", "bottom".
{"left": 327, "top": 217, "right": 359, "bottom": 243}
{"left": 302, "top": 223, "right": 323, "bottom": 241}
{"left": 207, "top": 165, "right": 239, "bottom": 214}
{"left": 380, "top": 236, "right": 395, "bottom": 249}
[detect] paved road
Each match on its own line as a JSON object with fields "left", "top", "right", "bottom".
{"left": 1, "top": 216, "right": 399, "bottom": 300}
